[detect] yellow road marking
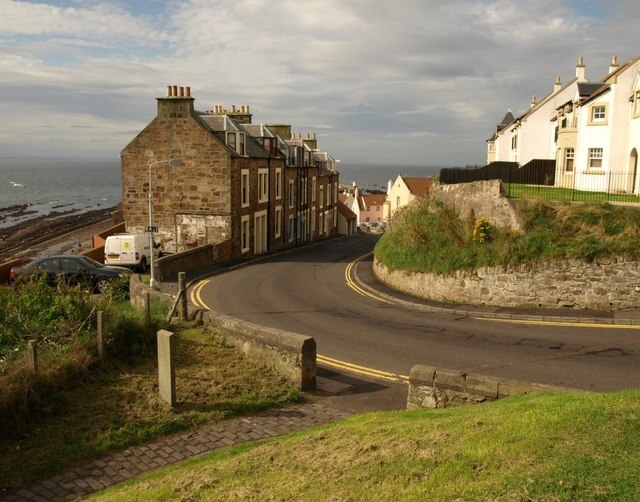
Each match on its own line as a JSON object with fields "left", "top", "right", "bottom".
{"left": 345, "top": 253, "right": 391, "bottom": 303}
{"left": 475, "top": 317, "right": 640, "bottom": 330}
{"left": 189, "top": 279, "right": 210, "bottom": 310}
{"left": 318, "top": 354, "right": 409, "bottom": 383}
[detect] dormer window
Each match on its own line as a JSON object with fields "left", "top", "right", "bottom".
{"left": 226, "top": 131, "right": 246, "bottom": 155}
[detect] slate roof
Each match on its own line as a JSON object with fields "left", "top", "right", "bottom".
{"left": 402, "top": 177, "right": 433, "bottom": 197}
{"left": 337, "top": 200, "right": 357, "bottom": 221}
{"left": 198, "top": 114, "right": 270, "bottom": 159}
{"left": 361, "top": 194, "right": 387, "bottom": 208}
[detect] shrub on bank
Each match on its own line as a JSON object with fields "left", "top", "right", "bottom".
{"left": 376, "top": 198, "right": 640, "bottom": 274}
{"left": 0, "top": 277, "right": 168, "bottom": 438}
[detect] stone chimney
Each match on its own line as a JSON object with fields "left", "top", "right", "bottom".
{"left": 157, "top": 85, "right": 194, "bottom": 120}
{"left": 576, "top": 56, "right": 586, "bottom": 82}
{"left": 266, "top": 124, "right": 292, "bottom": 140}
{"left": 609, "top": 55, "right": 619, "bottom": 74}
{"left": 530, "top": 95, "right": 538, "bottom": 108}
{"left": 554, "top": 76, "right": 562, "bottom": 93}
{"left": 224, "top": 105, "right": 253, "bottom": 124}
{"left": 302, "top": 132, "right": 317, "bottom": 150}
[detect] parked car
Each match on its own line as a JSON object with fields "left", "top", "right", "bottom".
{"left": 104, "top": 234, "right": 161, "bottom": 272}
{"left": 10, "top": 255, "right": 131, "bottom": 293}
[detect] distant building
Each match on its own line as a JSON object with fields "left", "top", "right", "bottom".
{"left": 121, "top": 86, "right": 339, "bottom": 258}
{"left": 384, "top": 175, "right": 433, "bottom": 220}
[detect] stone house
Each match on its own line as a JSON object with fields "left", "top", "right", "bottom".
{"left": 120, "top": 85, "right": 339, "bottom": 258}
{"left": 383, "top": 175, "right": 433, "bottom": 220}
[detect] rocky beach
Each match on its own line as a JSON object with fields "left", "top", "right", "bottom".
{"left": 0, "top": 205, "right": 120, "bottom": 262}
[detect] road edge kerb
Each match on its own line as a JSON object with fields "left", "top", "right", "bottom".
{"left": 351, "top": 252, "right": 640, "bottom": 327}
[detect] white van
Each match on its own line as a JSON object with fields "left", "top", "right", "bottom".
{"left": 104, "top": 234, "right": 160, "bottom": 272}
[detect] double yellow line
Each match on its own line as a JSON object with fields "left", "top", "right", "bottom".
{"left": 189, "top": 279, "right": 211, "bottom": 310}
{"left": 344, "top": 253, "right": 391, "bottom": 303}
{"left": 317, "top": 354, "right": 409, "bottom": 383}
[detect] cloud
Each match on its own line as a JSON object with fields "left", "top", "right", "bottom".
{"left": 0, "top": 0, "right": 639, "bottom": 164}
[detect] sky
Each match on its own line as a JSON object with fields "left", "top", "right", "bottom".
{"left": 0, "top": 0, "right": 638, "bottom": 166}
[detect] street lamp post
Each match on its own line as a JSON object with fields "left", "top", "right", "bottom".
{"left": 148, "top": 158, "right": 182, "bottom": 290}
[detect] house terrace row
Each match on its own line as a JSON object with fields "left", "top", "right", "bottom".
{"left": 121, "top": 86, "right": 339, "bottom": 258}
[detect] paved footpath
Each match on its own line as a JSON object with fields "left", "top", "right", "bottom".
{"left": 3, "top": 401, "right": 350, "bottom": 502}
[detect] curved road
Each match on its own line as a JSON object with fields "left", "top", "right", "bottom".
{"left": 191, "top": 235, "right": 640, "bottom": 392}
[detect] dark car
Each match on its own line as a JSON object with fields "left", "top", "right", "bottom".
{"left": 10, "top": 255, "right": 131, "bottom": 294}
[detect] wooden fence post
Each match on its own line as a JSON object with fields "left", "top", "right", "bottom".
{"left": 28, "top": 340, "right": 38, "bottom": 374}
{"left": 144, "top": 292, "right": 151, "bottom": 327}
{"left": 178, "top": 272, "right": 188, "bottom": 321}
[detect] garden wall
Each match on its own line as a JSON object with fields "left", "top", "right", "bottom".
{"left": 374, "top": 256, "right": 640, "bottom": 311}
{"left": 430, "top": 179, "right": 522, "bottom": 232}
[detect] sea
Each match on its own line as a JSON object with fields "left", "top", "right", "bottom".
{"left": 0, "top": 158, "right": 447, "bottom": 229}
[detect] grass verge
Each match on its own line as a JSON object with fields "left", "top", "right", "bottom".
{"left": 0, "top": 327, "right": 298, "bottom": 490}
{"left": 92, "top": 390, "right": 640, "bottom": 501}
{"left": 376, "top": 198, "right": 640, "bottom": 274}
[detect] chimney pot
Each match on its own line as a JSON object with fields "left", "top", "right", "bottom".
{"left": 178, "top": 86, "right": 184, "bottom": 97}
{"left": 185, "top": 86, "right": 191, "bottom": 97}
{"left": 166, "top": 85, "right": 172, "bottom": 97}
{"left": 172, "top": 85, "right": 178, "bottom": 97}
{"left": 577, "top": 56, "right": 584, "bottom": 66}
{"left": 232, "top": 105, "right": 236, "bottom": 113}
{"left": 247, "top": 105, "right": 250, "bottom": 114}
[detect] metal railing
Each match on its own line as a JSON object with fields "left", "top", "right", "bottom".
{"left": 440, "top": 162, "right": 640, "bottom": 204}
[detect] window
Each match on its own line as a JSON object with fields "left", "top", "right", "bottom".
{"left": 333, "top": 209, "right": 337, "bottom": 229}
{"left": 588, "top": 148, "right": 603, "bottom": 169}
{"left": 396, "top": 196, "right": 400, "bottom": 208}
{"left": 275, "top": 206, "right": 282, "bottom": 238}
{"left": 327, "top": 184, "right": 331, "bottom": 206}
{"left": 319, "top": 186, "right": 324, "bottom": 208}
{"left": 312, "top": 177, "right": 317, "bottom": 202}
{"left": 634, "top": 91, "right": 640, "bottom": 118}
{"left": 288, "top": 214, "right": 295, "bottom": 242}
{"left": 300, "top": 177, "right": 308, "bottom": 205}
{"left": 226, "top": 132, "right": 246, "bottom": 155}
{"left": 592, "top": 106, "right": 606, "bottom": 121}
{"left": 311, "top": 207, "right": 316, "bottom": 234}
{"left": 288, "top": 179, "right": 295, "bottom": 209}
{"left": 564, "top": 148, "right": 574, "bottom": 172}
{"left": 511, "top": 134, "right": 518, "bottom": 150}
{"left": 275, "top": 168, "right": 282, "bottom": 200}
{"left": 241, "top": 169, "right": 249, "bottom": 208}
{"left": 588, "top": 103, "right": 608, "bottom": 125}
{"left": 241, "top": 216, "right": 250, "bottom": 254}
{"left": 258, "top": 168, "right": 268, "bottom": 203}
{"left": 333, "top": 183, "right": 338, "bottom": 204}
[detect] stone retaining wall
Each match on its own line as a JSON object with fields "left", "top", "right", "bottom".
{"left": 129, "top": 274, "right": 175, "bottom": 310}
{"left": 156, "top": 244, "right": 215, "bottom": 282}
{"left": 374, "top": 256, "right": 640, "bottom": 311}
{"left": 407, "top": 364, "right": 566, "bottom": 409}
{"left": 202, "top": 311, "right": 316, "bottom": 391}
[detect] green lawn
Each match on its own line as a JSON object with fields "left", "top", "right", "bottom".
{"left": 92, "top": 390, "right": 640, "bottom": 500}
{"left": 505, "top": 182, "right": 640, "bottom": 204}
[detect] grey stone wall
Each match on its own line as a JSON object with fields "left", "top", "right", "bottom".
{"left": 202, "top": 311, "right": 316, "bottom": 391}
{"left": 155, "top": 244, "right": 216, "bottom": 282}
{"left": 374, "top": 256, "right": 640, "bottom": 311}
{"left": 430, "top": 179, "right": 522, "bottom": 232}
{"left": 407, "top": 364, "right": 566, "bottom": 409}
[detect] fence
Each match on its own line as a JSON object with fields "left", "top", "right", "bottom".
{"left": 440, "top": 161, "right": 640, "bottom": 204}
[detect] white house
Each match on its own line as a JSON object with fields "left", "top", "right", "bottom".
{"left": 489, "top": 55, "right": 640, "bottom": 194}
{"left": 384, "top": 175, "right": 433, "bottom": 220}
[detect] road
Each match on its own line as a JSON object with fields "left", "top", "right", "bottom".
{"left": 190, "top": 235, "right": 640, "bottom": 392}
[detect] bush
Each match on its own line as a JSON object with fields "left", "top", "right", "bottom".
{"left": 376, "top": 198, "right": 640, "bottom": 274}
